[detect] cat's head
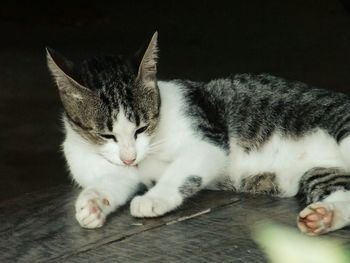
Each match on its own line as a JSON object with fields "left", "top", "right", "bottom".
{"left": 47, "top": 32, "right": 160, "bottom": 166}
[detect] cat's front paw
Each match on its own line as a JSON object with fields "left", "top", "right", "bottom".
{"left": 130, "top": 195, "right": 173, "bottom": 218}
{"left": 297, "top": 202, "right": 334, "bottom": 236}
{"left": 75, "top": 189, "right": 110, "bottom": 229}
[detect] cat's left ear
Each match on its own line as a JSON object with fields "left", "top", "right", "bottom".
{"left": 136, "top": 32, "right": 158, "bottom": 87}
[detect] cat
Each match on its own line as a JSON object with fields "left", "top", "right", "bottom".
{"left": 47, "top": 32, "right": 350, "bottom": 236}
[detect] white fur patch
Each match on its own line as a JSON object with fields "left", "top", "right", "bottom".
{"left": 138, "top": 81, "right": 196, "bottom": 182}
{"left": 63, "top": 118, "right": 140, "bottom": 228}
{"left": 228, "top": 129, "right": 347, "bottom": 197}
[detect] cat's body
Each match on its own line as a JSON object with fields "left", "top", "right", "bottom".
{"left": 48, "top": 33, "right": 350, "bottom": 235}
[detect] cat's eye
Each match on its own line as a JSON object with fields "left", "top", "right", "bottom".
{"left": 134, "top": 125, "right": 149, "bottom": 139}
{"left": 99, "top": 133, "right": 117, "bottom": 142}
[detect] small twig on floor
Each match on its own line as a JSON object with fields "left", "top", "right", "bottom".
{"left": 166, "top": 208, "right": 211, "bottom": 225}
{"left": 130, "top": 222, "right": 143, "bottom": 226}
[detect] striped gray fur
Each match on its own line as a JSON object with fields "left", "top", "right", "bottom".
{"left": 240, "top": 172, "right": 280, "bottom": 196}
{"left": 178, "top": 176, "right": 202, "bottom": 198}
{"left": 46, "top": 34, "right": 160, "bottom": 145}
{"left": 215, "top": 176, "right": 237, "bottom": 191}
{"left": 298, "top": 167, "right": 350, "bottom": 204}
{"left": 180, "top": 74, "right": 350, "bottom": 153}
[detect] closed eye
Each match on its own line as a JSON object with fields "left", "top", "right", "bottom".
{"left": 99, "top": 134, "right": 117, "bottom": 142}
{"left": 134, "top": 125, "right": 149, "bottom": 139}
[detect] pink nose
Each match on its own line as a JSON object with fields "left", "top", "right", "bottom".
{"left": 122, "top": 158, "right": 136, "bottom": 165}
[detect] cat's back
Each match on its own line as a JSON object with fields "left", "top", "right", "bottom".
{"left": 171, "top": 73, "right": 350, "bottom": 108}
{"left": 230, "top": 74, "right": 350, "bottom": 141}
{"left": 160, "top": 74, "right": 350, "bottom": 150}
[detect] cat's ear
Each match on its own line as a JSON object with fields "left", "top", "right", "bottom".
{"left": 46, "top": 48, "right": 96, "bottom": 101}
{"left": 46, "top": 48, "right": 91, "bottom": 94}
{"left": 46, "top": 48, "right": 97, "bottom": 123}
{"left": 136, "top": 32, "right": 158, "bottom": 86}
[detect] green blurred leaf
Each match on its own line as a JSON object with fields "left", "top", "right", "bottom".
{"left": 253, "top": 221, "right": 350, "bottom": 263}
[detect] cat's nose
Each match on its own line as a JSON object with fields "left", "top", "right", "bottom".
{"left": 122, "top": 158, "right": 136, "bottom": 166}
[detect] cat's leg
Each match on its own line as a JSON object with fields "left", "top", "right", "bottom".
{"left": 75, "top": 170, "right": 140, "bottom": 228}
{"left": 130, "top": 142, "right": 227, "bottom": 217}
{"left": 297, "top": 167, "right": 350, "bottom": 235}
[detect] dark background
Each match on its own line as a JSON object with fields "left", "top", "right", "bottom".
{"left": 1, "top": 0, "right": 350, "bottom": 201}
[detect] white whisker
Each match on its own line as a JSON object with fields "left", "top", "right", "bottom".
{"left": 146, "top": 140, "right": 166, "bottom": 156}
{"left": 149, "top": 139, "right": 166, "bottom": 149}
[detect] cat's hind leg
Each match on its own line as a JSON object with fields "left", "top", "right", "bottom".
{"left": 297, "top": 167, "right": 350, "bottom": 235}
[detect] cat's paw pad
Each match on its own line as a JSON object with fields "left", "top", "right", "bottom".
{"left": 297, "top": 202, "right": 334, "bottom": 236}
{"left": 130, "top": 195, "right": 171, "bottom": 218}
{"left": 75, "top": 190, "right": 109, "bottom": 229}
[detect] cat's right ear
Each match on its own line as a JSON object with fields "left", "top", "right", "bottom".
{"left": 46, "top": 48, "right": 97, "bottom": 123}
{"left": 46, "top": 47, "right": 88, "bottom": 92}
{"left": 46, "top": 48, "right": 92, "bottom": 97}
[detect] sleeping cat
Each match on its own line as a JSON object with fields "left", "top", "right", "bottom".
{"left": 47, "top": 32, "right": 350, "bottom": 236}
